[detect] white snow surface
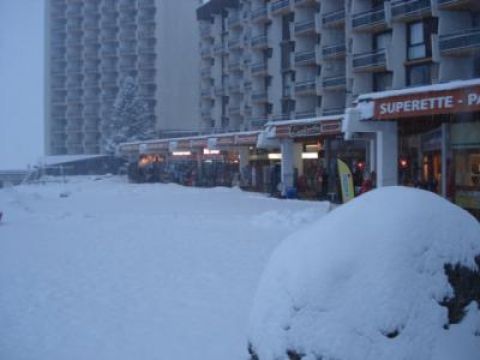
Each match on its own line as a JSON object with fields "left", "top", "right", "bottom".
{"left": 249, "top": 187, "right": 480, "bottom": 360}
{"left": 0, "top": 176, "right": 329, "bottom": 360}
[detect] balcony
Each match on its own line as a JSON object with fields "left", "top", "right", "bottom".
{"left": 437, "top": 0, "right": 478, "bottom": 10}
{"left": 138, "top": 13, "right": 155, "bottom": 25}
{"left": 295, "top": 79, "right": 317, "bottom": 94}
{"left": 353, "top": 49, "right": 387, "bottom": 71}
{"left": 252, "top": 92, "right": 268, "bottom": 102}
{"left": 391, "top": 0, "right": 431, "bottom": 21}
{"left": 201, "top": 46, "right": 213, "bottom": 58}
{"left": 251, "top": 62, "right": 268, "bottom": 76}
{"left": 201, "top": 88, "right": 213, "bottom": 98}
{"left": 295, "top": 111, "right": 317, "bottom": 119}
{"left": 322, "top": 107, "right": 344, "bottom": 116}
{"left": 214, "top": 87, "right": 225, "bottom": 96}
{"left": 228, "top": 61, "right": 242, "bottom": 71}
{"left": 229, "top": 106, "right": 241, "bottom": 115}
{"left": 251, "top": 118, "right": 269, "bottom": 128}
{"left": 228, "top": 13, "right": 241, "bottom": 28}
{"left": 439, "top": 28, "right": 480, "bottom": 55}
{"left": 213, "top": 43, "right": 226, "bottom": 55}
{"left": 322, "top": 9, "right": 345, "bottom": 28}
{"left": 271, "top": 0, "right": 291, "bottom": 14}
{"left": 229, "top": 82, "right": 242, "bottom": 93}
{"left": 228, "top": 38, "right": 242, "bottom": 50}
{"left": 295, "top": 50, "right": 316, "bottom": 64}
{"left": 251, "top": 7, "right": 268, "bottom": 23}
{"left": 201, "top": 68, "right": 212, "bottom": 78}
{"left": 322, "top": 43, "right": 346, "bottom": 59}
{"left": 200, "top": 24, "right": 212, "bottom": 38}
{"left": 352, "top": 7, "right": 386, "bottom": 32}
{"left": 294, "top": 20, "right": 316, "bottom": 35}
{"left": 322, "top": 74, "right": 346, "bottom": 89}
{"left": 294, "top": 0, "right": 318, "bottom": 7}
{"left": 138, "top": 0, "right": 155, "bottom": 9}
{"left": 251, "top": 34, "right": 269, "bottom": 49}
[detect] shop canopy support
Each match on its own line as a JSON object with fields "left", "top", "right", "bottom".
{"left": 343, "top": 108, "right": 398, "bottom": 187}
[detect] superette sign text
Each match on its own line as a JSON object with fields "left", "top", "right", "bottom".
{"left": 374, "top": 86, "right": 480, "bottom": 120}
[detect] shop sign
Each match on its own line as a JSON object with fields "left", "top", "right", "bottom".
{"left": 235, "top": 133, "right": 258, "bottom": 145}
{"left": 374, "top": 85, "right": 480, "bottom": 120}
{"left": 190, "top": 138, "right": 208, "bottom": 148}
{"left": 147, "top": 142, "right": 169, "bottom": 151}
{"left": 216, "top": 136, "right": 235, "bottom": 146}
{"left": 289, "top": 120, "right": 342, "bottom": 138}
{"left": 177, "top": 139, "right": 191, "bottom": 149}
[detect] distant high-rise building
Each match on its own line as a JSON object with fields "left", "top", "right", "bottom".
{"left": 45, "top": 0, "right": 200, "bottom": 155}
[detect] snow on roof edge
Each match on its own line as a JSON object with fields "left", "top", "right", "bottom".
{"left": 357, "top": 78, "right": 480, "bottom": 102}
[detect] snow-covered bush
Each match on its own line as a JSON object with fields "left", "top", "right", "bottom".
{"left": 248, "top": 187, "right": 480, "bottom": 360}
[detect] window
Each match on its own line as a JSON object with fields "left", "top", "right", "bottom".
{"left": 407, "top": 63, "right": 432, "bottom": 86}
{"left": 407, "top": 18, "right": 437, "bottom": 60}
{"left": 373, "top": 72, "right": 392, "bottom": 92}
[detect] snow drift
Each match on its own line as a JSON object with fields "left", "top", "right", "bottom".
{"left": 248, "top": 187, "right": 480, "bottom": 360}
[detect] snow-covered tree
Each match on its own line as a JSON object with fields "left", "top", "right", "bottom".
{"left": 103, "top": 76, "right": 156, "bottom": 154}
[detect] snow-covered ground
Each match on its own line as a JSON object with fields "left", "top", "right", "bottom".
{"left": 0, "top": 176, "right": 329, "bottom": 360}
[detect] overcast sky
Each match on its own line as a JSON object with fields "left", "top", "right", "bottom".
{"left": 0, "top": 0, "right": 44, "bottom": 170}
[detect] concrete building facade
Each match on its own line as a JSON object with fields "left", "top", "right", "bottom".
{"left": 45, "top": 0, "right": 200, "bottom": 156}
{"left": 196, "top": 0, "right": 480, "bottom": 133}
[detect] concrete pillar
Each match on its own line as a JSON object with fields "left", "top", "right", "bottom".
{"left": 441, "top": 123, "right": 449, "bottom": 197}
{"left": 238, "top": 146, "right": 250, "bottom": 169}
{"left": 293, "top": 142, "right": 303, "bottom": 176}
{"left": 376, "top": 122, "right": 398, "bottom": 187}
{"left": 369, "top": 137, "right": 376, "bottom": 174}
{"left": 281, "top": 139, "right": 295, "bottom": 196}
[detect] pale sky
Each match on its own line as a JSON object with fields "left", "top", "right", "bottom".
{"left": 0, "top": 0, "right": 44, "bottom": 170}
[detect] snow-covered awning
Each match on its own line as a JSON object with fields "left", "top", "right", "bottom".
{"left": 39, "top": 155, "right": 107, "bottom": 167}
{"left": 355, "top": 78, "right": 480, "bottom": 121}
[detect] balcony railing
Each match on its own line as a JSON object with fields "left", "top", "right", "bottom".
{"left": 295, "top": 50, "right": 316, "bottom": 63}
{"left": 252, "top": 92, "right": 268, "bottom": 102}
{"left": 353, "top": 49, "right": 387, "bottom": 70}
{"left": 228, "top": 13, "right": 241, "bottom": 28}
{"left": 322, "top": 75, "right": 346, "bottom": 88}
{"left": 201, "top": 88, "right": 213, "bottom": 98}
{"left": 437, "top": 0, "right": 473, "bottom": 9}
{"left": 352, "top": 7, "right": 386, "bottom": 30}
{"left": 271, "top": 0, "right": 290, "bottom": 14}
{"left": 228, "top": 38, "right": 242, "bottom": 49}
{"left": 322, "top": 9, "right": 345, "bottom": 27}
{"left": 251, "top": 7, "right": 268, "bottom": 22}
{"left": 251, "top": 62, "right": 268, "bottom": 75}
{"left": 391, "top": 0, "right": 431, "bottom": 19}
{"left": 439, "top": 28, "right": 480, "bottom": 53}
{"left": 228, "top": 61, "right": 242, "bottom": 71}
{"left": 295, "top": 111, "right": 317, "bottom": 119}
{"left": 251, "top": 34, "right": 268, "bottom": 48}
{"left": 323, "top": 107, "right": 344, "bottom": 116}
{"left": 295, "top": 20, "right": 316, "bottom": 34}
{"left": 295, "top": 80, "right": 317, "bottom": 93}
{"left": 322, "top": 43, "right": 346, "bottom": 58}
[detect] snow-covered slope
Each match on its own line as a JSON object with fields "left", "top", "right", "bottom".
{"left": 0, "top": 176, "right": 329, "bottom": 360}
{"left": 248, "top": 187, "right": 480, "bottom": 360}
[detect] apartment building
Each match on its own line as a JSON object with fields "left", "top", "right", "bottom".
{"left": 45, "top": 0, "right": 200, "bottom": 155}
{"left": 196, "top": 0, "right": 480, "bottom": 132}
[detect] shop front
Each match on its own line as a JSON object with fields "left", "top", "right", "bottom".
{"left": 346, "top": 79, "right": 480, "bottom": 218}
{"left": 265, "top": 116, "right": 368, "bottom": 202}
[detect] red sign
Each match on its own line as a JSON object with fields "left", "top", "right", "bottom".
{"left": 374, "top": 85, "right": 480, "bottom": 120}
{"left": 216, "top": 136, "right": 235, "bottom": 146}
{"left": 190, "top": 138, "right": 208, "bottom": 148}
{"left": 235, "top": 133, "right": 258, "bottom": 145}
